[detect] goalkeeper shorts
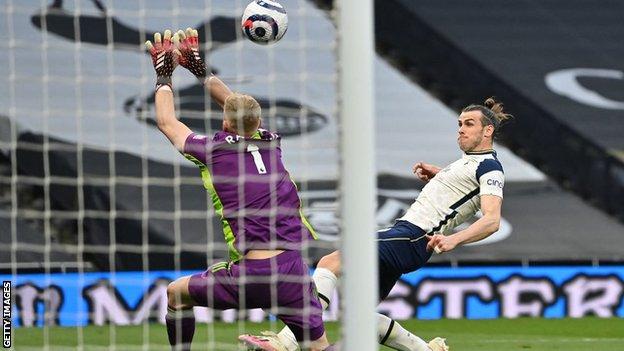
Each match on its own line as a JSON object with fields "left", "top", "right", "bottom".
{"left": 187, "top": 250, "right": 325, "bottom": 341}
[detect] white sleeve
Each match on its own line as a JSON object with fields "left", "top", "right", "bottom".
{"left": 479, "top": 170, "right": 504, "bottom": 198}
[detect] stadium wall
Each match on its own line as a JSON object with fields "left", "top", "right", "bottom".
{"left": 5, "top": 266, "right": 624, "bottom": 327}
{"left": 372, "top": 0, "right": 624, "bottom": 222}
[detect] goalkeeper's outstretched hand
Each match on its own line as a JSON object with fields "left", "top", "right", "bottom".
{"left": 145, "top": 29, "right": 179, "bottom": 88}
{"left": 175, "top": 28, "right": 207, "bottom": 81}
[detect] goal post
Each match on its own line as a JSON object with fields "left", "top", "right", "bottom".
{"left": 337, "top": 0, "right": 378, "bottom": 350}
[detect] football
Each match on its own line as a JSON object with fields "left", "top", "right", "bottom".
{"left": 241, "top": 0, "right": 288, "bottom": 45}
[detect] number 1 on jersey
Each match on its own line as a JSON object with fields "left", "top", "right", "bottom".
{"left": 247, "top": 144, "right": 267, "bottom": 174}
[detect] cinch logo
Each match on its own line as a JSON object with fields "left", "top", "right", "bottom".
{"left": 486, "top": 179, "right": 504, "bottom": 188}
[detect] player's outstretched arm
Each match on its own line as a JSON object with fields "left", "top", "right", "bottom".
{"left": 205, "top": 75, "right": 233, "bottom": 108}
{"left": 413, "top": 162, "right": 442, "bottom": 182}
{"left": 175, "top": 28, "right": 232, "bottom": 107}
{"left": 426, "top": 195, "right": 502, "bottom": 253}
{"left": 452, "top": 194, "right": 501, "bottom": 245}
{"left": 146, "top": 30, "right": 192, "bottom": 152}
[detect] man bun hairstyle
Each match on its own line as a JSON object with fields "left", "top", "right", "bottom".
{"left": 462, "top": 97, "right": 513, "bottom": 133}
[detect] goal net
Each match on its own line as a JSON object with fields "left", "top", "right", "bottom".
{"left": 0, "top": 0, "right": 357, "bottom": 349}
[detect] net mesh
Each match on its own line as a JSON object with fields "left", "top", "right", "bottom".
{"left": 0, "top": 0, "right": 340, "bottom": 349}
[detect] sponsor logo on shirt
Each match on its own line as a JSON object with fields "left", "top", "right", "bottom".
{"left": 486, "top": 179, "right": 504, "bottom": 188}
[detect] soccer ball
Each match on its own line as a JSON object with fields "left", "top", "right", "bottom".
{"left": 241, "top": 0, "right": 288, "bottom": 45}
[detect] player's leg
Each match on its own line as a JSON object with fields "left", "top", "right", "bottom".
{"left": 241, "top": 231, "right": 418, "bottom": 351}
{"left": 377, "top": 222, "right": 448, "bottom": 351}
{"left": 268, "top": 251, "right": 340, "bottom": 350}
{"left": 377, "top": 237, "right": 432, "bottom": 351}
{"left": 289, "top": 224, "right": 437, "bottom": 351}
{"left": 166, "top": 276, "right": 198, "bottom": 351}
{"left": 242, "top": 222, "right": 441, "bottom": 351}
{"left": 260, "top": 247, "right": 442, "bottom": 351}
{"left": 239, "top": 251, "right": 331, "bottom": 351}
{"left": 378, "top": 314, "right": 450, "bottom": 351}
{"left": 308, "top": 332, "right": 331, "bottom": 351}
{"left": 242, "top": 246, "right": 401, "bottom": 351}
{"left": 275, "top": 265, "right": 330, "bottom": 351}
{"left": 170, "top": 261, "right": 240, "bottom": 351}
{"left": 313, "top": 250, "right": 341, "bottom": 309}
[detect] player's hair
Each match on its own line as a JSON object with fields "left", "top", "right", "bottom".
{"left": 462, "top": 97, "right": 513, "bottom": 132}
{"left": 224, "top": 93, "right": 261, "bottom": 135}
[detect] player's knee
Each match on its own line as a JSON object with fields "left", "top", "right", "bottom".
{"left": 309, "top": 332, "right": 330, "bottom": 351}
{"left": 167, "top": 279, "right": 189, "bottom": 310}
{"left": 318, "top": 250, "right": 341, "bottom": 275}
{"left": 166, "top": 281, "right": 179, "bottom": 308}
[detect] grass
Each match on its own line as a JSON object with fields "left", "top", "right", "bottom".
{"left": 11, "top": 318, "right": 624, "bottom": 350}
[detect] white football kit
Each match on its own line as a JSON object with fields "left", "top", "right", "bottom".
{"left": 399, "top": 150, "right": 505, "bottom": 234}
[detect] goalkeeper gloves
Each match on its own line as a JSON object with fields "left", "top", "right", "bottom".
{"left": 175, "top": 28, "right": 208, "bottom": 81}
{"left": 145, "top": 30, "right": 178, "bottom": 90}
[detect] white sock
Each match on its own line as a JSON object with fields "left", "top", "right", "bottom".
{"left": 311, "top": 267, "right": 338, "bottom": 309}
{"left": 378, "top": 313, "right": 430, "bottom": 351}
{"left": 276, "top": 268, "right": 338, "bottom": 351}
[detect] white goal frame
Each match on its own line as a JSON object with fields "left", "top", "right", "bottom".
{"left": 338, "top": 0, "right": 378, "bottom": 350}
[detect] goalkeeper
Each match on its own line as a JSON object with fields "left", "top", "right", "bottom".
{"left": 146, "top": 28, "right": 335, "bottom": 351}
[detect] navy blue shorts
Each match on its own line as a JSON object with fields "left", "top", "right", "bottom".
{"left": 377, "top": 221, "right": 431, "bottom": 300}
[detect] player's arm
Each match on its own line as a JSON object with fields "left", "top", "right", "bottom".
{"left": 175, "top": 28, "right": 232, "bottom": 108}
{"left": 146, "top": 30, "right": 193, "bottom": 152}
{"left": 427, "top": 195, "right": 502, "bottom": 253}
{"left": 413, "top": 162, "right": 442, "bottom": 182}
{"left": 449, "top": 195, "right": 502, "bottom": 246}
{"left": 204, "top": 75, "right": 232, "bottom": 108}
{"left": 155, "top": 87, "right": 193, "bottom": 151}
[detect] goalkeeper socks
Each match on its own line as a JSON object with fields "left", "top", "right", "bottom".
{"left": 165, "top": 307, "right": 195, "bottom": 351}
{"left": 276, "top": 267, "right": 339, "bottom": 351}
{"left": 378, "top": 313, "right": 430, "bottom": 351}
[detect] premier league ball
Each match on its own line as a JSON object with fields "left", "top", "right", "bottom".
{"left": 241, "top": 0, "right": 288, "bottom": 45}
